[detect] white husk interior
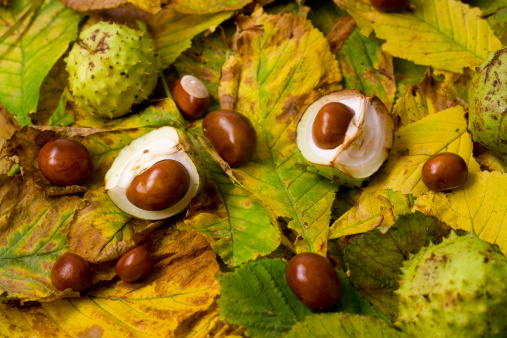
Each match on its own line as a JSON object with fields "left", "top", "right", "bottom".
{"left": 105, "top": 127, "right": 200, "bottom": 220}
{"left": 297, "top": 90, "right": 392, "bottom": 179}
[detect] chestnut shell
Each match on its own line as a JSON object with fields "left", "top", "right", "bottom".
{"left": 421, "top": 152, "right": 468, "bottom": 191}
{"left": 202, "top": 109, "right": 257, "bottom": 167}
{"left": 285, "top": 252, "right": 341, "bottom": 311}
{"left": 51, "top": 252, "right": 93, "bottom": 292}
{"left": 38, "top": 138, "right": 94, "bottom": 186}
{"left": 115, "top": 246, "right": 153, "bottom": 283}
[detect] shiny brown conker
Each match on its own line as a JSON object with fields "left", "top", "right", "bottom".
{"left": 285, "top": 252, "right": 341, "bottom": 311}
{"left": 312, "top": 102, "right": 354, "bottom": 149}
{"left": 173, "top": 75, "right": 210, "bottom": 119}
{"left": 421, "top": 152, "right": 468, "bottom": 192}
{"left": 202, "top": 109, "right": 257, "bottom": 167}
{"left": 370, "top": 0, "right": 409, "bottom": 12}
{"left": 115, "top": 246, "right": 153, "bottom": 283}
{"left": 126, "top": 160, "right": 190, "bottom": 211}
{"left": 51, "top": 252, "right": 93, "bottom": 292}
{"left": 38, "top": 138, "right": 94, "bottom": 186}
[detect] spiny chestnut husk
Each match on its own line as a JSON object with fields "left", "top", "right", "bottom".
{"left": 469, "top": 47, "right": 507, "bottom": 160}
{"left": 105, "top": 127, "right": 203, "bottom": 220}
{"left": 296, "top": 90, "right": 394, "bottom": 187}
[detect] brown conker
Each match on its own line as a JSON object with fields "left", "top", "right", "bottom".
{"left": 370, "top": 0, "right": 409, "bottom": 12}
{"left": 115, "top": 246, "right": 153, "bottom": 283}
{"left": 202, "top": 109, "right": 257, "bottom": 167}
{"left": 312, "top": 102, "right": 354, "bottom": 149}
{"left": 421, "top": 152, "right": 468, "bottom": 192}
{"left": 38, "top": 138, "right": 94, "bottom": 186}
{"left": 126, "top": 160, "right": 190, "bottom": 211}
{"left": 285, "top": 252, "right": 341, "bottom": 311}
{"left": 51, "top": 252, "right": 93, "bottom": 292}
{"left": 173, "top": 75, "right": 210, "bottom": 119}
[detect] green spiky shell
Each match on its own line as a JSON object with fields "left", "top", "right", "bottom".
{"left": 468, "top": 48, "right": 507, "bottom": 159}
{"left": 66, "top": 22, "right": 161, "bottom": 119}
{"left": 395, "top": 232, "right": 507, "bottom": 337}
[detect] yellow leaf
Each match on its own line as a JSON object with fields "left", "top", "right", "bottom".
{"left": 343, "top": 0, "right": 502, "bottom": 73}
{"left": 331, "top": 106, "right": 480, "bottom": 238}
{"left": 62, "top": 0, "right": 162, "bottom": 14}
{"left": 414, "top": 171, "right": 507, "bottom": 254}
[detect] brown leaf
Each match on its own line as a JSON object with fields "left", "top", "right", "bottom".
{"left": 326, "top": 15, "right": 356, "bottom": 54}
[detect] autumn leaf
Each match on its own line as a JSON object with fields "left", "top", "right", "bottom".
{"left": 62, "top": 0, "right": 162, "bottom": 14}
{"left": 150, "top": 8, "right": 233, "bottom": 67}
{"left": 0, "top": 0, "right": 82, "bottom": 125}
{"left": 166, "top": 0, "right": 253, "bottom": 15}
{"left": 214, "top": 7, "right": 342, "bottom": 255}
{"left": 343, "top": 0, "right": 502, "bottom": 73}
{"left": 0, "top": 228, "right": 222, "bottom": 337}
{"left": 330, "top": 106, "right": 479, "bottom": 238}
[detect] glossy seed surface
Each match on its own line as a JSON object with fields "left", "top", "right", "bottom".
{"left": 115, "top": 246, "right": 153, "bottom": 283}
{"left": 312, "top": 102, "right": 354, "bottom": 149}
{"left": 51, "top": 252, "right": 93, "bottom": 292}
{"left": 421, "top": 152, "right": 468, "bottom": 191}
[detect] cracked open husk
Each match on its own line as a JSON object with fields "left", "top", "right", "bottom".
{"left": 296, "top": 89, "right": 394, "bottom": 187}
{"left": 105, "top": 127, "right": 202, "bottom": 220}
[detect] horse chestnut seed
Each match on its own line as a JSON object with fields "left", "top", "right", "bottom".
{"left": 285, "top": 252, "right": 341, "bottom": 311}
{"left": 421, "top": 152, "right": 468, "bottom": 191}
{"left": 115, "top": 246, "right": 153, "bottom": 283}
{"left": 126, "top": 160, "right": 190, "bottom": 211}
{"left": 51, "top": 252, "right": 93, "bottom": 292}
{"left": 38, "top": 138, "right": 94, "bottom": 186}
{"left": 312, "top": 102, "right": 354, "bottom": 149}
{"left": 173, "top": 75, "right": 210, "bottom": 119}
{"left": 371, "top": 0, "right": 409, "bottom": 12}
{"left": 202, "top": 109, "right": 257, "bottom": 167}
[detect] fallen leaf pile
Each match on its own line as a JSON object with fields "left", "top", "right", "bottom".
{"left": 0, "top": 0, "right": 506, "bottom": 336}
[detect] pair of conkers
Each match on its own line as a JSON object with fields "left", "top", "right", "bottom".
{"left": 173, "top": 75, "right": 257, "bottom": 168}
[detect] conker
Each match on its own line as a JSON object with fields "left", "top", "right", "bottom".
{"left": 312, "top": 102, "right": 354, "bottom": 149}
{"left": 421, "top": 152, "right": 468, "bottom": 191}
{"left": 285, "top": 252, "right": 341, "bottom": 311}
{"left": 126, "top": 160, "right": 190, "bottom": 211}
{"left": 173, "top": 75, "right": 210, "bottom": 119}
{"left": 115, "top": 246, "right": 153, "bottom": 283}
{"left": 38, "top": 138, "right": 94, "bottom": 186}
{"left": 51, "top": 252, "right": 93, "bottom": 292}
{"left": 202, "top": 109, "right": 257, "bottom": 167}
{"left": 370, "top": 0, "right": 409, "bottom": 12}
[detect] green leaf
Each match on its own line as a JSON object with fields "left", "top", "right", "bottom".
{"left": 216, "top": 8, "right": 342, "bottom": 255}
{"left": 467, "top": 0, "right": 507, "bottom": 16}
{"left": 330, "top": 106, "right": 479, "bottom": 238}
{"left": 61, "top": 0, "right": 162, "bottom": 14}
{"left": 343, "top": 0, "right": 502, "bottom": 73}
{"left": 393, "top": 58, "right": 427, "bottom": 98}
{"left": 0, "top": 176, "right": 81, "bottom": 302}
{"left": 283, "top": 312, "right": 406, "bottom": 338}
{"left": 151, "top": 8, "right": 233, "bottom": 67}
{"left": 185, "top": 150, "right": 281, "bottom": 266}
{"left": 0, "top": 0, "right": 82, "bottom": 125}
{"left": 345, "top": 212, "right": 449, "bottom": 320}
{"left": 167, "top": 0, "right": 253, "bottom": 14}
{"left": 47, "top": 92, "right": 74, "bottom": 127}
{"left": 218, "top": 258, "right": 389, "bottom": 337}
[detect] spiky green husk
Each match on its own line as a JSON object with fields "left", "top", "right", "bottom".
{"left": 66, "top": 22, "right": 161, "bottom": 119}
{"left": 468, "top": 48, "right": 507, "bottom": 159}
{"left": 395, "top": 232, "right": 507, "bottom": 337}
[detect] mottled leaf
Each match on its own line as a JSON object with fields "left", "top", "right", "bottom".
{"left": 284, "top": 312, "right": 406, "bottom": 338}
{"left": 216, "top": 8, "right": 342, "bottom": 255}
{"left": 0, "top": 229, "right": 221, "bottom": 337}
{"left": 343, "top": 0, "right": 502, "bottom": 73}
{"left": 62, "top": 0, "right": 162, "bottom": 14}
{"left": 150, "top": 8, "right": 233, "bottom": 67}
{"left": 166, "top": 0, "right": 252, "bottom": 14}
{"left": 393, "top": 58, "right": 427, "bottom": 99}
{"left": 414, "top": 171, "right": 507, "bottom": 255}
{"left": 345, "top": 212, "right": 448, "bottom": 320}
{"left": 0, "top": 0, "right": 82, "bottom": 125}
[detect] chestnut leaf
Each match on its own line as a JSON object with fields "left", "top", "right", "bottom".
{"left": 166, "top": 0, "right": 253, "bottom": 15}
{"left": 343, "top": 0, "right": 502, "bottom": 73}
{"left": 61, "top": 0, "right": 161, "bottom": 14}
{"left": 0, "top": 0, "right": 82, "bottom": 126}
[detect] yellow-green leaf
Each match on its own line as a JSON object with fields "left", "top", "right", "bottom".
{"left": 216, "top": 8, "right": 342, "bottom": 254}
{"left": 62, "top": 0, "right": 162, "bottom": 14}
{"left": 151, "top": 8, "right": 233, "bottom": 67}
{"left": 331, "top": 106, "right": 480, "bottom": 238}
{"left": 0, "top": 0, "right": 82, "bottom": 125}
{"left": 166, "top": 0, "right": 253, "bottom": 14}
{"left": 343, "top": 0, "right": 502, "bottom": 73}
{"left": 414, "top": 171, "right": 507, "bottom": 254}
